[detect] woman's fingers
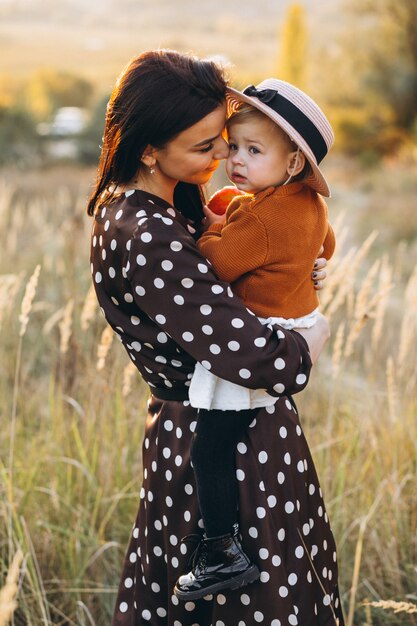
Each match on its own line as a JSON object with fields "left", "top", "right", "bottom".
{"left": 312, "top": 256, "right": 327, "bottom": 290}
{"left": 312, "top": 269, "right": 327, "bottom": 290}
{"left": 313, "top": 256, "right": 326, "bottom": 270}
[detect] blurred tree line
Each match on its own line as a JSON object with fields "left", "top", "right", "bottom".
{"left": 0, "top": 0, "right": 416, "bottom": 168}
{"left": 0, "top": 68, "right": 107, "bottom": 166}
{"left": 329, "top": 0, "right": 417, "bottom": 159}
{"left": 278, "top": 0, "right": 417, "bottom": 161}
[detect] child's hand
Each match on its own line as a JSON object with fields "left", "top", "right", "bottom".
{"left": 201, "top": 204, "right": 226, "bottom": 230}
{"left": 207, "top": 185, "right": 245, "bottom": 215}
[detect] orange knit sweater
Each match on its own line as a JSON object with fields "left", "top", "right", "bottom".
{"left": 198, "top": 183, "right": 335, "bottom": 318}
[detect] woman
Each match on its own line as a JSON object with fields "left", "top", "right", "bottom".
{"left": 88, "top": 50, "right": 344, "bottom": 626}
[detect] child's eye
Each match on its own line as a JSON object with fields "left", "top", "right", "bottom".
{"left": 228, "top": 143, "right": 237, "bottom": 151}
{"left": 199, "top": 143, "right": 214, "bottom": 153}
{"left": 249, "top": 146, "right": 260, "bottom": 154}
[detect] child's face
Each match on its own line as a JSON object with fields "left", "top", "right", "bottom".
{"left": 226, "top": 117, "right": 296, "bottom": 194}
{"left": 150, "top": 103, "right": 228, "bottom": 187}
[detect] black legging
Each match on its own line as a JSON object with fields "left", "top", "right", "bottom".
{"left": 191, "top": 408, "right": 258, "bottom": 538}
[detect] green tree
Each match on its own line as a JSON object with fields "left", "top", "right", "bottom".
{"left": 311, "top": 0, "right": 417, "bottom": 156}
{"left": 276, "top": 3, "right": 308, "bottom": 89}
{"left": 24, "top": 69, "right": 94, "bottom": 121}
{"left": 77, "top": 94, "right": 109, "bottom": 164}
{"left": 347, "top": 0, "right": 417, "bottom": 131}
{"left": 0, "top": 106, "right": 39, "bottom": 165}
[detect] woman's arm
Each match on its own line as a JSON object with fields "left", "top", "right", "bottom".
{"left": 127, "top": 216, "right": 312, "bottom": 398}
{"left": 294, "top": 313, "right": 330, "bottom": 364}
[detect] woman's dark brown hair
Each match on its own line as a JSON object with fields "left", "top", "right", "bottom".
{"left": 87, "top": 50, "right": 228, "bottom": 217}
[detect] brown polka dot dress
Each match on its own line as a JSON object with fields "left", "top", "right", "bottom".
{"left": 90, "top": 189, "right": 345, "bottom": 626}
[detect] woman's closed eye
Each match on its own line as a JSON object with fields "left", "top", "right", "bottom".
{"left": 199, "top": 143, "right": 215, "bottom": 153}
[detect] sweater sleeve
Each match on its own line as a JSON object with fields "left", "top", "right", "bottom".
{"left": 322, "top": 223, "right": 336, "bottom": 260}
{"left": 126, "top": 216, "right": 311, "bottom": 397}
{"left": 198, "top": 202, "right": 269, "bottom": 284}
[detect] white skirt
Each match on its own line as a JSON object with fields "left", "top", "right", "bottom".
{"left": 188, "top": 308, "right": 319, "bottom": 411}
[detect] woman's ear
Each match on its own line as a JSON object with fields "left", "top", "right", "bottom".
{"left": 141, "top": 145, "right": 157, "bottom": 169}
{"left": 286, "top": 149, "right": 305, "bottom": 177}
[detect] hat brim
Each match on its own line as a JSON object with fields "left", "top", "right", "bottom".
{"left": 226, "top": 87, "right": 331, "bottom": 198}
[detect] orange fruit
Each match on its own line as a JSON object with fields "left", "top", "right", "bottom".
{"left": 207, "top": 186, "right": 245, "bottom": 215}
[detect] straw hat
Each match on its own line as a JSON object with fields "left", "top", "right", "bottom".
{"left": 226, "top": 79, "right": 334, "bottom": 197}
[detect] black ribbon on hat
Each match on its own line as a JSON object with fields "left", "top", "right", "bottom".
{"left": 243, "top": 85, "right": 328, "bottom": 164}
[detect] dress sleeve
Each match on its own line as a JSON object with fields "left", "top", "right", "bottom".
{"left": 126, "top": 216, "right": 311, "bottom": 397}
{"left": 198, "top": 203, "right": 268, "bottom": 283}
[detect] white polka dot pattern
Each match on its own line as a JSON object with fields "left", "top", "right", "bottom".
{"left": 90, "top": 190, "right": 312, "bottom": 401}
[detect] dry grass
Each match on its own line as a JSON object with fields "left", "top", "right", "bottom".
{"left": 364, "top": 600, "right": 417, "bottom": 614}
{"left": 0, "top": 550, "right": 23, "bottom": 626}
{"left": 0, "top": 156, "right": 416, "bottom": 624}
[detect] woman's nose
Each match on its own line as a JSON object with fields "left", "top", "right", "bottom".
{"left": 213, "top": 136, "right": 229, "bottom": 160}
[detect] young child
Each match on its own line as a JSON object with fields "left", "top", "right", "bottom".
{"left": 174, "top": 78, "right": 335, "bottom": 601}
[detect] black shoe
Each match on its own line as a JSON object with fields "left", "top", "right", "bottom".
{"left": 174, "top": 529, "right": 260, "bottom": 601}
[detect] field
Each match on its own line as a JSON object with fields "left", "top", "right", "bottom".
{"left": 1, "top": 0, "right": 417, "bottom": 623}
{"left": 0, "top": 155, "right": 417, "bottom": 625}
{"left": 0, "top": 0, "right": 341, "bottom": 96}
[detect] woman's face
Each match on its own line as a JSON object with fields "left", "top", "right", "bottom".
{"left": 152, "top": 103, "right": 229, "bottom": 186}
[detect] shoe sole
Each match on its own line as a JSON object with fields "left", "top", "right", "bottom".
{"left": 174, "top": 565, "right": 260, "bottom": 601}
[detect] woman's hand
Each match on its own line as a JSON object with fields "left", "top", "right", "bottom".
{"left": 312, "top": 254, "right": 327, "bottom": 291}
{"left": 294, "top": 313, "right": 330, "bottom": 364}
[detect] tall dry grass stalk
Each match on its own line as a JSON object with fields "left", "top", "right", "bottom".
{"left": 122, "top": 361, "right": 137, "bottom": 397}
{"left": 42, "top": 305, "right": 66, "bottom": 336}
{"left": 18, "top": 265, "right": 41, "bottom": 338}
{"left": 59, "top": 298, "right": 74, "bottom": 354}
{"left": 80, "top": 284, "right": 98, "bottom": 331}
{"left": 319, "top": 246, "right": 356, "bottom": 314}
{"left": 330, "top": 210, "right": 349, "bottom": 248}
{"left": 0, "top": 549, "right": 23, "bottom": 626}
{"left": 346, "top": 489, "right": 384, "bottom": 626}
{"left": 397, "top": 264, "right": 417, "bottom": 376}
{"left": 386, "top": 356, "right": 398, "bottom": 424}
{"left": 326, "top": 251, "right": 393, "bottom": 364}
{"left": 364, "top": 600, "right": 417, "bottom": 614}
{"left": 0, "top": 274, "right": 24, "bottom": 331}
{"left": 96, "top": 325, "right": 114, "bottom": 371}
{"left": 343, "top": 259, "right": 381, "bottom": 358}
{"left": 76, "top": 600, "right": 97, "bottom": 626}
{"left": 371, "top": 256, "right": 393, "bottom": 352}
{"left": 331, "top": 321, "right": 345, "bottom": 380}
{"left": 342, "top": 258, "right": 392, "bottom": 360}
{"left": 0, "top": 181, "right": 14, "bottom": 240}
{"left": 10, "top": 264, "right": 42, "bottom": 501}
{"left": 7, "top": 266, "right": 40, "bottom": 589}
{"left": 321, "top": 231, "right": 379, "bottom": 321}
